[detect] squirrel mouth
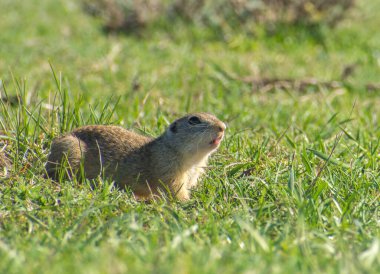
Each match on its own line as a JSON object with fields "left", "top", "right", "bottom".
{"left": 210, "top": 135, "right": 223, "bottom": 146}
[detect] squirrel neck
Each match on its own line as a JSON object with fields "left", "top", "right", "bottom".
{"left": 146, "top": 134, "right": 208, "bottom": 174}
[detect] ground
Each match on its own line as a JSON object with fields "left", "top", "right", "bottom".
{"left": 0, "top": 0, "right": 379, "bottom": 273}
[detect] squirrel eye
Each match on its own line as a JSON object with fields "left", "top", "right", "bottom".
{"left": 188, "top": 116, "right": 202, "bottom": 125}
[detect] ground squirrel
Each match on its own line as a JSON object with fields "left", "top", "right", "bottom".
{"left": 45, "top": 113, "right": 226, "bottom": 201}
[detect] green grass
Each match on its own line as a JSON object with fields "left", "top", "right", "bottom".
{"left": 0, "top": 0, "right": 379, "bottom": 273}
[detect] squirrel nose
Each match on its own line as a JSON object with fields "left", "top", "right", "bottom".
{"left": 217, "top": 123, "right": 226, "bottom": 132}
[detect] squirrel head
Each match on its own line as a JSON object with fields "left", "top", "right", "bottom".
{"left": 164, "top": 113, "right": 226, "bottom": 160}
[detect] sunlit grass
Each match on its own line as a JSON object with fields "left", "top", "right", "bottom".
{"left": 0, "top": 0, "right": 379, "bottom": 273}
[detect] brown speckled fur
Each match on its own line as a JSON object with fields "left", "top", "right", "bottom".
{"left": 46, "top": 113, "right": 225, "bottom": 201}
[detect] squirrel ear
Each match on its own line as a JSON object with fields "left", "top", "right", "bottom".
{"left": 169, "top": 122, "right": 177, "bottom": 133}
